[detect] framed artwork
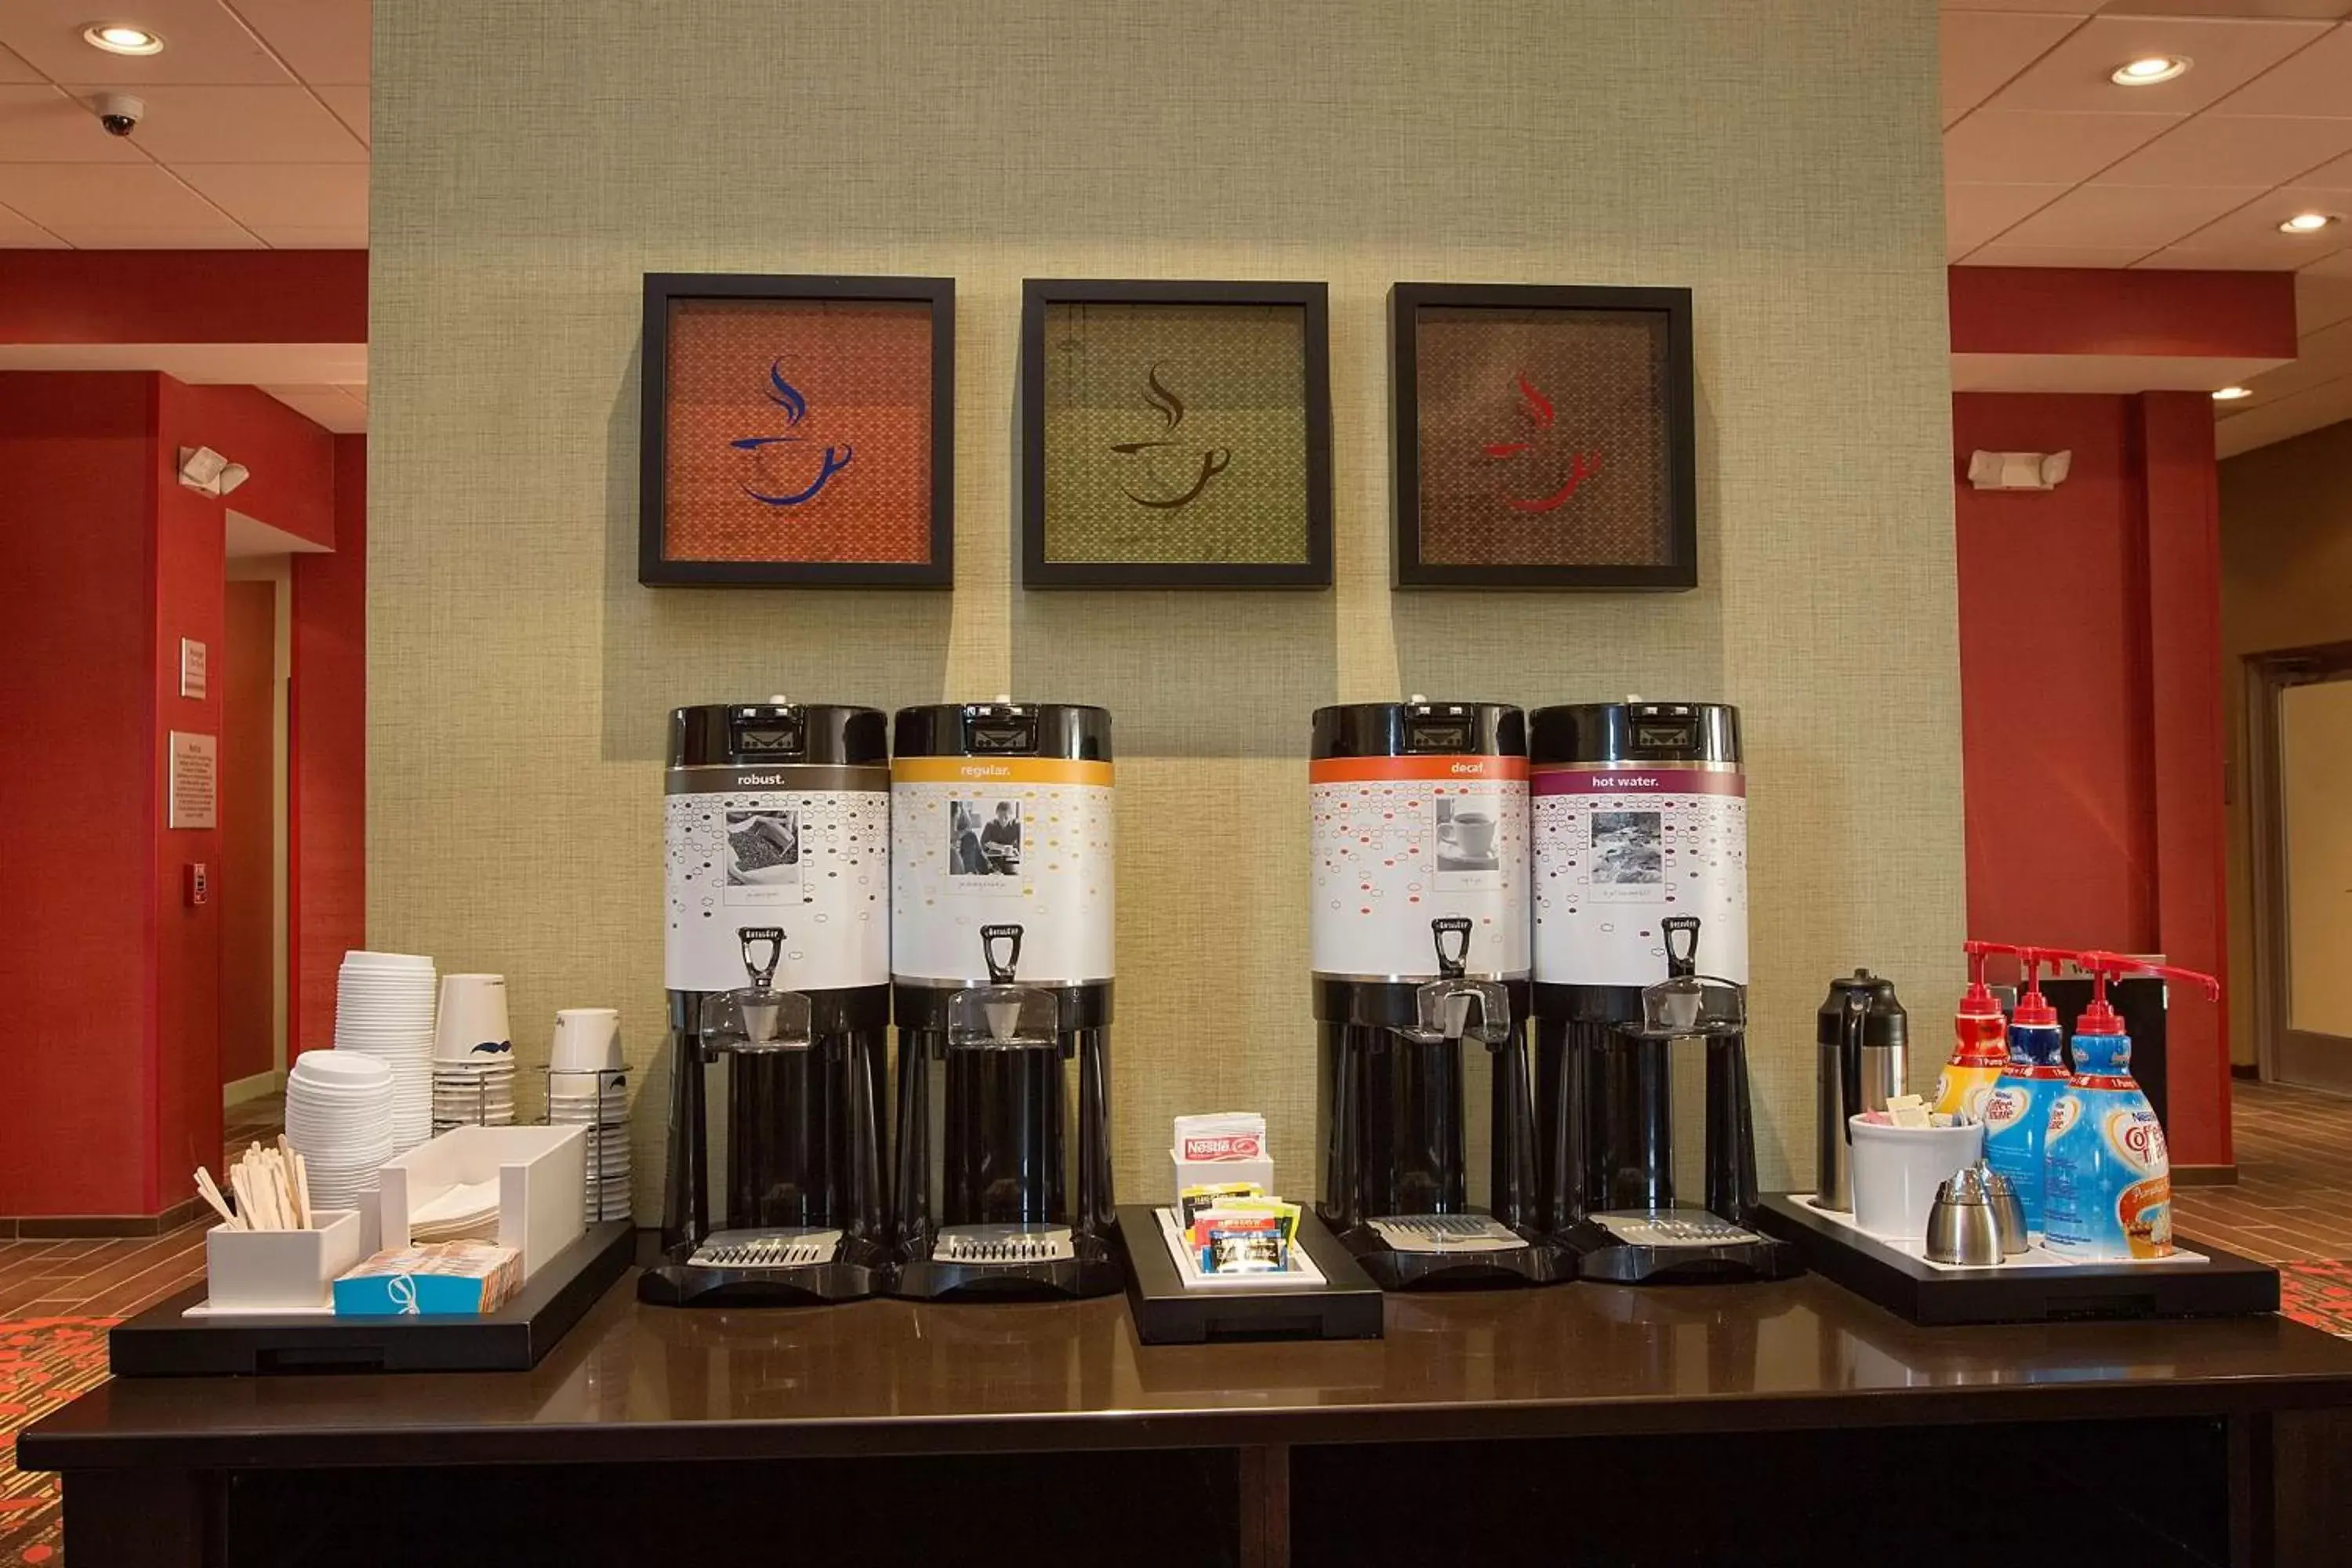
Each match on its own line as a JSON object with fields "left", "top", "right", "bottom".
{"left": 1388, "top": 282, "right": 1697, "bottom": 590}
{"left": 639, "top": 273, "right": 954, "bottom": 587}
{"left": 1020, "top": 279, "right": 1331, "bottom": 588}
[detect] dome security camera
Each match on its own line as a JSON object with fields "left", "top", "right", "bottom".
{"left": 94, "top": 93, "right": 144, "bottom": 137}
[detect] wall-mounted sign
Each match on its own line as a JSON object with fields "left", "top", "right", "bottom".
{"left": 169, "top": 731, "right": 216, "bottom": 830}
{"left": 179, "top": 637, "right": 207, "bottom": 699}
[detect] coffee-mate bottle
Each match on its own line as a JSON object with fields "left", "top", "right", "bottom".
{"left": 1980, "top": 946, "right": 2068, "bottom": 1237}
{"left": 2042, "top": 953, "right": 2220, "bottom": 1261}
{"left": 1932, "top": 942, "right": 2009, "bottom": 1125}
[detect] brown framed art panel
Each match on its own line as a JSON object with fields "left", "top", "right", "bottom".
{"left": 1388, "top": 282, "right": 1697, "bottom": 590}
{"left": 1020, "top": 278, "right": 1332, "bottom": 589}
{"left": 639, "top": 273, "right": 954, "bottom": 587}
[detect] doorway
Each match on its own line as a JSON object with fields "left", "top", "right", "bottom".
{"left": 2247, "top": 641, "right": 2352, "bottom": 1094}
{"left": 220, "top": 556, "right": 292, "bottom": 1105}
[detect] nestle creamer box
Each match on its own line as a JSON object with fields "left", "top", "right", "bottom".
{"left": 1170, "top": 1112, "right": 1273, "bottom": 1204}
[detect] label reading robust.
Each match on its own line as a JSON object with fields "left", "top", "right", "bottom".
{"left": 891, "top": 757, "right": 1115, "bottom": 985}
{"left": 1309, "top": 755, "right": 1529, "bottom": 979}
{"left": 663, "top": 767, "right": 889, "bottom": 994}
{"left": 1530, "top": 766, "right": 1747, "bottom": 987}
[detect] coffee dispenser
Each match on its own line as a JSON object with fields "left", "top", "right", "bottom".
{"left": 889, "top": 701, "right": 1123, "bottom": 1300}
{"left": 643, "top": 701, "right": 893, "bottom": 1307}
{"left": 1813, "top": 971, "right": 1910, "bottom": 1212}
{"left": 1530, "top": 702, "right": 1791, "bottom": 1281}
{"left": 1312, "top": 699, "right": 1564, "bottom": 1290}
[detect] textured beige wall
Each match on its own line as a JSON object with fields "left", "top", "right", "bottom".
{"left": 2219, "top": 419, "right": 2352, "bottom": 1066}
{"left": 370, "top": 0, "right": 1963, "bottom": 1215}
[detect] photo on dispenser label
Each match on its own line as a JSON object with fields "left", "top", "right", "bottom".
{"left": 1432, "top": 794, "right": 1504, "bottom": 891}
{"left": 1591, "top": 809, "right": 1662, "bottom": 886}
{"left": 950, "top": 800, "right": 1022, "bottom": 879}
{"left": 724, "top": 810, "right": 800, "bottom": 905}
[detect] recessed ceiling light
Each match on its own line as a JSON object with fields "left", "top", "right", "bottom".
{"left": 2212, "top": 387, "right": 2253, "bottom": 402}
{"left": 2111, "top": 55, "right": 2190, "bottom": 85}
{"left": 2279, "top": 212, "right": 2339, "bottom": 234}
{"left": 82, "top": 21, "right": 163, "bottom": 54}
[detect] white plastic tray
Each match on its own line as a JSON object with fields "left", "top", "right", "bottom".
{"left": 1790, "top": 1192, "right": 2209, "bottom": 1274}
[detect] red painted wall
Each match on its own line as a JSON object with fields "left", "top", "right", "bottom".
{"left": 0, "top": 374, "right": 162, "bottom": 1216}
{"left": 0, "top": 251, "right": 366, "bottom": 347}
{"left": 152, "top": 376, "right": 228, "bottom": 1209}
{"left": 1954, "top": 394, "right": 2158, "bottom": 952}
{"left": 165, "top": 382, "right": 336, "bottom": 548}
{"left": 291, "top": 436, "right": 368, "bottom": 1061}
{"left": 1954, "top": 390, "right": 2233, "bottom": 1168}
{"left": 219, "top": 579, "right": 278, "bottom": 1086}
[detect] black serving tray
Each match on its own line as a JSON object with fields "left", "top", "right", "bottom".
{"left": 1754, "top": 1194, "right": 2279, "bottom": 1327}
{"left": 1117, "top": 1205, "right": 1384, "bottom": 1345}
{"left": 109, "top": 1221, "right": 636, "bottom": 1376}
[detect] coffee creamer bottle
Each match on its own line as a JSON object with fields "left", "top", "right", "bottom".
{"left": 2042, "top": 953, "right": 2220, "bottom": 1261}
{"left": 1980, "top": 947, "right": 2068, "bottom": 1238}
{"left": 1932, "top": 942, "right": 2009, "bottom": 1125}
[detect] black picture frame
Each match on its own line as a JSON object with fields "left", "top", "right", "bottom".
{"left": 1388, "top": 282, "right": 1697, "bottom": 591}
{"left": 638, "top": 272, "right": 955, "bottom": 588}
{"left": 1019, "top": 278, "right": 1333, "bottom": 589}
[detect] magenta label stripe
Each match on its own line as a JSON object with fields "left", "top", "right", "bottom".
{"left": 1531, "top": 768, "right": 1745, "bottom": 797}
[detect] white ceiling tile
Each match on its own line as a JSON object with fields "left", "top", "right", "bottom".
{"left": 314, "top": 82, "right": 365, "bottom": 146}
{"left": 173, "top": 162, "right": 364, "bottom": 227}
{"left": 2299, "top": 148, "right": 2352, "bottom": 188}
{"left": 1959, "top": 242, "right": 2159, "bottom": 267}
{"left": 64, "top": 223, "right": 265, "bottom": 246}
{"left": 1986, "top": 16, "right": 2331, "bottom": 114}
{"left": 1944, "top": 108, "right": 2180, "bottom": 184}
{"left": 2095, "top": 114, "right": 2352, "bottom": 187}
{"left": 2163, "top": 185, "right": 2352, "bottom": 263}
{"left": 56, "top": 83, "right": 366, "bottom": 162}
{"left": 0, "top": 0, "right": 294, "bottom": 85}
{"left": 229, "top": 0, "right": 368, "bottom": 85}
{"left": 2210, "top": 24, "right": 2352, "bottom": 115}
{"left": 2114, "top": 0, "right": 2352, "bottom": 17}
{"left": 2216, "top": 373, "right": 2352, "bottom": 456}
{"left": 259, "top": 383, "right": 367, "bottom": 433}
{"left": 1943, "top": 12, "right": 2085, "bottom": 127}
{"left": 1943, "top": 0, "right": 2095, "bottom": 11}
{"left": 0, "top": 84, "right": 153, "bottom": 161}
{"left": 0, "top": 160, "right": 245, "bottom": 235}
{"left": 0, "top": 44, "right": 42, "bottom": 83}
{"left": 1947, "top": 182, "right": 2071, "bottom": 255}
{"left": 1997, "top": 181, "right": 2267, "bottom": 247}
{"left": 2296, "top": 250, "right": 2352, "bottom": 332}
{"left": 256, "top": 222, "right": 367, "bottom": 246}
{"left": 0, "top": 200, "right": 67, "bottom": 245}
{"left": 2242, "top": 314, "right": 2352, "bottom": 397}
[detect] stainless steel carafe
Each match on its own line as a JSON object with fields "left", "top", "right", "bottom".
{"left": 1813, "top": 970, "right": 1909, "bottom": 1211}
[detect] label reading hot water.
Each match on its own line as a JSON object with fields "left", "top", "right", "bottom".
{"left": 891, "top": 757, "right": 1115, "bottom": 985}
{"left": 663, "top": 767, "right": 890, "bottom": 993}
{"left": 1309, "top": 754, "right": 1529, "bottom": 979}
{"left": 1530, "top": 767, "right": 1746, "bottom": 986}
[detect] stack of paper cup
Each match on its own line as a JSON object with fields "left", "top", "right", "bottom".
{"left": 546, "top": 1008, "right": 629, "bottom": 1221}
{"left": 284, "top": 1050, "right": 396, "bottom": 1210}
{"left": 332, "top": 951, "right": 437, "bottom": 1152}
{"left": 432, "top": 974, "right": 517, "bottom": 1132}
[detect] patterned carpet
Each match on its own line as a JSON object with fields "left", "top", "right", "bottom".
{"left": 0, "top": 1316, "right": 116, "bottom": 1566}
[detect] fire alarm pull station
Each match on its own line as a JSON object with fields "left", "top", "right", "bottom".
{"left": 186, "top": 863, "right": 209, "bottom": 907}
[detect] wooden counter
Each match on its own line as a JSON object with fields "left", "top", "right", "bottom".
{"left": 23, "top": 1271, "right": 2352, "bottom": 1566}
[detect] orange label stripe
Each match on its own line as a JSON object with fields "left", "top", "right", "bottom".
{"left": 893, "top": 757, "right": 1113, "bottom": 787}
{"left": 1309, "top": 755, "right": 1528, "bottom": 784}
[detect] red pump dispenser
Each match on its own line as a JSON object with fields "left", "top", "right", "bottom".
{"left": 2067, "top": 951, "right": 2221, "bottom": 1044}
{"left": 1936, "top": 941, "right": 2015, "bottom": 1118}
{"left": 2010, "top": 946, "right": 2060, "bottom": 1029}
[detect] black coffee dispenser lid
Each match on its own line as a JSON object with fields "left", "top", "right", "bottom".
{"left": 894, "top": 701, "right": 1112, "bottom": 762}
{"left": 1818, "top": 969, "right": 1908, "bottom": 1045}
{"left": 1529, "top": 701, "right": 1739, "bottom": 766}
{"left": 669, "top": 701, "right": 887, "bottom": 769}
{"left": 1311, "top": 699, "right": 1524, "bottom": 760}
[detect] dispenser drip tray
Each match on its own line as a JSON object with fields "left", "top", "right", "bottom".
{"left": 1367, "top": 1214, "right": 1526, "bottom": 1254}
{"left": 688, "top": 1228, "right": 842, "bottom": 1270}
{"left": 1587, "top": 1209, "right": 1767, "bottom": 1248}
{"left": 933, "top": 1224, "right": 1077, "bottom": 1265}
